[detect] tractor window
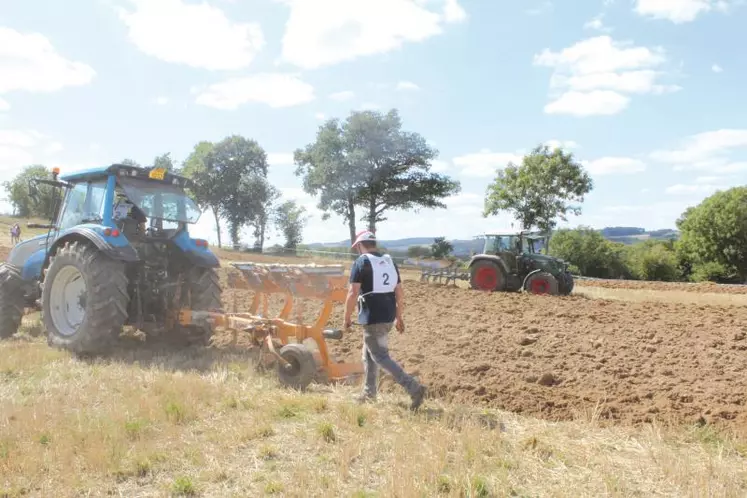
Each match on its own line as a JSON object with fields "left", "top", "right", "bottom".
{"left": 118, "top": 177, "right": 201, "bottom": 224}
{"left": 58, "top": 181, "right": 108, "bottom": 231}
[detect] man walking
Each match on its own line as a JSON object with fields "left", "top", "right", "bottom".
{"left": 343, "top": 230, "right": 426, "bottom": 411}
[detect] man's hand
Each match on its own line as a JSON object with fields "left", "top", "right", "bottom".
{"left": 395, "top": 316, "right": 405, "bottom": 333}
{"left": 344, "top": 317, "right": 353, "bottom": 330}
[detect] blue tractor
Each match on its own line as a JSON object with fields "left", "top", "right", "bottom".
{"left": 0, "top": 164, "right": 222, "bottom": 355}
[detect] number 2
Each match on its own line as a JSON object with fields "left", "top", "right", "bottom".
{"left": 382, "top": 272, "right": 390, "bottom": 285}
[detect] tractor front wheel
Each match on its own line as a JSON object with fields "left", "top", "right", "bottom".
{"left": 42, "top": 241, "right": 130, "bottom": 356}
{"left": 524, "top": 271, "right": 559, "bottom": 295}
{"left": 277, "top": 343, "right": 317, "bottom": 390}
{"left": 469, "top": 260, "right": 505, "bottom": 292}
{"left": 0, "top": 263, "right": 24, "bottom": 339}
{"left": 560, "top": 271, "right": 574, "bottom": 295}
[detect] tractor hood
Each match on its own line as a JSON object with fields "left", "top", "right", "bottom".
{"left": 525, "top": 252, "right": 567, "bottom": 272}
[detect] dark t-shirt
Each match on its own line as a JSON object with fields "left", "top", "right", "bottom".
{"left": 349, "top": 251, "right": 401, "bottom": 325}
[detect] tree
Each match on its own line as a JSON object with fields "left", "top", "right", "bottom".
{"left": 294, "top": 109, "right": 461, "bottom": 244}
{"left": 181, "top": 141, "right": 223, "bottom": 247}
{"left": 153, "top": 152, "right": 175, "bottom": 171}
{"left": 548, "top": 227, "right": 630, "bottom": 279}
{"left": 676, "top": 187, "right": 747, "bottom": 282}
{"left": 203, "top": 135, "right": 272, "bottom": 249}
{"left": 2, "top": 165, "right": 59, "bottom": 219}
{"left": 273, "top": 199, "right": 309, "bottom": 250}
{"left": 407, "top": 245, "right": 431, "bottom": 258}
{"left": 484, "top": 144, "right": 593, "bottom": 233}
{"left": 431, "top": 237, "right": 453, "bottom": 259}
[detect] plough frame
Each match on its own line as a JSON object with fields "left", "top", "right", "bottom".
{"left": 178, "top": 261, "right": 363, "bottom": 389}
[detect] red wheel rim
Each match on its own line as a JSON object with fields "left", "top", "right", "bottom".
{"left": 475, "top": 267, "right": 498, "bottom": 290}
{"left": 530, "top": 278, "right": 549, "bottom": 294}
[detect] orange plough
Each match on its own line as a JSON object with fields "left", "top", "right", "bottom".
{"left": 178, "top": 262, "right": 363, "bottom": 389}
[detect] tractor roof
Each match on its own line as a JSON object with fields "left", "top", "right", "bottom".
{"left": 59, "top": 163, "right": 193, "bottom": 188}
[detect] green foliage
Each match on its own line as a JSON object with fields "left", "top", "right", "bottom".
{"left": 273, "top": 200, "right": 309, "bottom": 250}
{"left": 431, "top": 236, "right": 453, "bottom": 259}
{"left": 407, "top": 245, "right": 431, "bottom": 258}
{"left": 625, "top": 240, "right": 679, "bottom": 281}
{"left": 689, "top": 261, "right": 733, "bottom": 283}
{"left": 548, "top": 227, "right": 629, "bottom": 279}
{"left": 294, "top": 108, "right": 461, "bottom": 244}
{"left": 484, "top": 144, "right": 593, "bottom": 231}
{"left": 2, "top": 165, "right": 59, "bottom": 219}
{"left": 152, "top": 152, "right": 175, "bottom": 171}
{"left": 676, "top": 187, "right": 747, "bottom": 281}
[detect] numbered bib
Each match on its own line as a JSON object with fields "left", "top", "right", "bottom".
{"left": 363, "top": 253, "right": 396, "bottom": 293}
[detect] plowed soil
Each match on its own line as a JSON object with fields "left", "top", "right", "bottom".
{"left": 216, "top": 265, "right": 747, "bottom": 437}
{"left": 576, "top": 277, "right": 747, "bottom": 294}
{"left": 0, "top": 246, "right": 9, "bottom": 261}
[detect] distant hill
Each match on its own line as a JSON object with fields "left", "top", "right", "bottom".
{"left": 305, "top": 227, "right": 680, "bottom": 257}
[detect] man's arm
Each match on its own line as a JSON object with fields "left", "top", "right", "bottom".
{"left": 344, "top": 259, "right": 362, "bottom": 328}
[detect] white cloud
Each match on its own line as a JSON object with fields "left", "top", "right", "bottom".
{"left": 584, "top": 15, "right": 613, "bottom": 32}
{"left": 431, "top": 159, "right": 449, "bottom": 172}
{"left": 544, "top": 139, "right": 579, "bottom": 150}
{"left": 267, "top": 153, "right": 294, "bottom": 166}
{"left": 154, "top": 96, "right": 169, "bottom": 105}
{"left": 315, "top": 112, "right": 326, "bottom": 120}
{"left": 396, "top": 81, "right": 420, "bottom": 91}
{"left": 649, "top": 129, "right": 747, "bottom": 173}
{"left": 194, "top": 73, "right": 315, "bottom": 110}
{"left": 582, "top": 156, "right": 646, "bottom": 175}
{"left": 634, "top": 0, "right": 732, "bottom": 23}
{"left": 0, "top": 27, "right": 95, "bottom": 100}
{"left": 712, "top": 64, "right": 723, "bottom": 73}
{"left": 329, "top": 90, "right": 355, "bottom": 101}
{"left": 277, "top": 0, "right": 466, "bottom": 70}
{"left": 544, "top": 90, "right": 630, "bottom": 116}
{"left": 452, "top": 149, "right": 523, "bottom": 177}
{"left": 442, "top": 0, "right": 468, "bottom": 22}
{"left": 445, "top": 192, "right": 483, "bottom": 215}
{"left": 534, "top": 36, "right": 678, "bottom": 116}
{"left": 116, "top": 0, "right": 264, "bottom": 70}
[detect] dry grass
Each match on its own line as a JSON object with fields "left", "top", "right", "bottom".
{"left": 573, "top": 285, "right": 747, "bottom": 306}
{"left": 1, "top": 318, "right": 746, "bottom": 497}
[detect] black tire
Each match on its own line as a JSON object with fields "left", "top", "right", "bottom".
{"left": 42, "top": 241, "right": 130, "bottom": 355}
{"left": 469, "top": 260, "right": 506, "bottom": 292}
{"left": 276, "top": 343, "right": 317, "bottom": 390}
{"left": 0, "top": 263, "right": 24, "bottom": 339}
{"left": 181, "top": 266, "right": 222, "bottom": 346}
{"left": 524, "top": 271, "right": 559, "bottom": 295}
{"left": 560, "top": 271, "right": 574, "bottom": 295}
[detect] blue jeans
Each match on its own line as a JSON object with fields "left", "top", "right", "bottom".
{"left": 361, "top": 322, "right": 421, "bottom": 398}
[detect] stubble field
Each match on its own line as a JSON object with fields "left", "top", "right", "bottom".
{"left": 1, "top": 240, "right": 746, "bottom": 496}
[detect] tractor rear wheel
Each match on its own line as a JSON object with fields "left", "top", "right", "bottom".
{"left": 469, "top": 260, "right": 505, "bottom": 292}
{"left": 276, "top": 343, "right": 317, "bottom": 390}
{"left": 524, "top": 271, "right": 559, "bottom": 295}
{"left": 181, "top": 266, "right": 222, "bottom": 346}
{"left": 0, "top": 263, "right": 24, "bottom": 339}
{"left": 42, "top": 241, "right": 130, "bottom": 356}
{"left": 560, "top": 271, "right": 574, "bottom": 295}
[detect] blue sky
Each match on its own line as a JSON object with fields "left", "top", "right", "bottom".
{"left": 1, "top": 0, "right": 745, "bottom": 245}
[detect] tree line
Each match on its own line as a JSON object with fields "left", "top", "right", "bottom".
{"left": 2, "top": 108, "right": 462, "bottom": 251}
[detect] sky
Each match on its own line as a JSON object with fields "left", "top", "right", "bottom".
{"left": 1, "top": 0, "right": 745, "bottom": 246}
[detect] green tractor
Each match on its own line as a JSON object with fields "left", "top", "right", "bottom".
{"left": 467, "top": 230, "right": 574, "bottom": 295}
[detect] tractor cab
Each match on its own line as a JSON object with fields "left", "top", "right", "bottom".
{"left": 0, "top": 164, "right": 221, "bottom": 355}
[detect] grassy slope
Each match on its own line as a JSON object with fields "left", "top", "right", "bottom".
{"left": 1, "top": 317, "right": 746, "bottom": 497}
